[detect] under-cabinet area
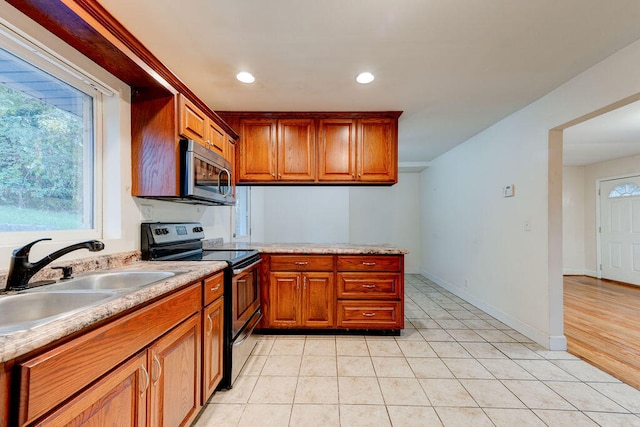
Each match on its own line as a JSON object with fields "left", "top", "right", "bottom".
{"left": 259, "top": 253, "right": 405, "bottom": 332}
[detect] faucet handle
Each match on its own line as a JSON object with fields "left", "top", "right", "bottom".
{"left": 13, "top": 238, "right": 52, "bottom": 257}
{"left": 52, "top": 265, "right": 73, "bottom": 280}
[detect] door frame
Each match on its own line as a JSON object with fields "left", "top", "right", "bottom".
{"left": 595, "top": 172, "right": 640, "bottom": 280}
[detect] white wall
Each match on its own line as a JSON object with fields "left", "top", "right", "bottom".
{"left": 562, "top": 166, "right": 586, "bottom": 274}
{"left": 0, "top": 2, "right": 233, "bottom": 270}
{"left": 249, "top": 172, "right": 421, "bottom": 273}
{"left": 421, "top": 38, "right": 640, "bottom": 349}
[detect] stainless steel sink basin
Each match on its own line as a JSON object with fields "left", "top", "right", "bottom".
{"left": 0, "top": 291, "right": 118, "bottom": 334}
{"left": 39, "top": 270, "right": 179, "bottom": 291}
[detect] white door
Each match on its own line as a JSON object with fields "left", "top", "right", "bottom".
{"left": 599, "top": 175, "right": 640, "bottom": 286}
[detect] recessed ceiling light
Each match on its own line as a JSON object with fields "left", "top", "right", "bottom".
{"left": 236, "top": 71, "right": 255, "bottom": 83}
{"left": 356, "top": 72, "right": 375, "bottom": 84}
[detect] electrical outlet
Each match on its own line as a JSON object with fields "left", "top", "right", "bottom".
{"left": 141, "top": 204, "right": 153, "bottom": 220}
{"left": 524, "top": 218, "right": 532, "bottom": 231}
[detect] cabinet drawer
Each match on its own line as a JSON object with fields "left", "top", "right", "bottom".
{"left": 203, "top": 271, "right": 224, "bottom": 306}
{"left": 270, "top": 255, "right": 334, "bottom": 271}
{"left": 336, "top": 301, "right": 403, "bottom": 329}
{"left": 337, "top": 273, "right": 401, "bottom": 299}
{"left": 337, "top": 256, "right": 401, "bottom": 272}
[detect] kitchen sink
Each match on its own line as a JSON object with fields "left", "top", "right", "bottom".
{"left": 0, "top": 270, "right": 184, "bottom": 334}
{"left": 0, "top": 291, "right": 118, "bottom": 334}
{"left": 32, "top": 270, "right": 180, "bottom": 291}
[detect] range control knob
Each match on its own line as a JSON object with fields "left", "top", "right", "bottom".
{"left": 193, "top": 226, "right": 203, "bottom": 233}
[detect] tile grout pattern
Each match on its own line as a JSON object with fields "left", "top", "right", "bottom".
{"left": 194, "top": 274, "right": 640, "bottom": 427}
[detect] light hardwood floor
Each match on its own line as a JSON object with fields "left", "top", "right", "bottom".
{"left": 564, "top": 275, "right": 640, "bottom": 389}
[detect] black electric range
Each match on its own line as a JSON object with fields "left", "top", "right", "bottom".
{"left": 141, "top": 222, "right": 262, "bottom": 389}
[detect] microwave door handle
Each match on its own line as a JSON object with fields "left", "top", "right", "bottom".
{"left": 220, "top": 168, "right": 232, "bottom": 197}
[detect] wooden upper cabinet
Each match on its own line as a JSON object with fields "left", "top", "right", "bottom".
{"left": 221, "top": 111, "right": 401, "bottom": 185}
{"left": 239, "top": 119, "right": 277, "bottom": 181}
{"left": 317, "top": 119, "right": 357, "bottom": 181}
{"left": 358, "top": 118, "right": 397, "bottom": 183}
{"left": 179, "top": 95, "right": 207, "bottom": 143}
{"left": 278, "top": 119, "right": 316, "bottom": 181}
{"left": 178, "top": 94, "right": 227, "bottom": 159}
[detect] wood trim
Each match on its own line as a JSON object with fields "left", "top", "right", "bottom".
{"left": 219, "top": 111, "right": 403, "bottom": 120}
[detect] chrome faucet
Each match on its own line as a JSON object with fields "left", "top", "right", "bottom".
{"left": 5, "top": 238, "right": 105, "bottom": 291}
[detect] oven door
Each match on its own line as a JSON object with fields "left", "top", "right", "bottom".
{"left": 231, "top": 258, "right": 261, "bottom": 338}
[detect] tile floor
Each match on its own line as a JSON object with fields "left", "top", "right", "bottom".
{"left": 194, "top": 275, "right": 640, "bottom": 427}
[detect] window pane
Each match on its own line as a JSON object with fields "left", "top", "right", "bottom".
{"left": 0, "top": 47, "right": 94, "bottom": 232}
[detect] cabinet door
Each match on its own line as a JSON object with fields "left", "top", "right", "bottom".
{"left": 207, "top": 119, "right": 226, "bottom": 158}
{"left": 357, "top": 118, "right": 396, "bottom": 183}
{"left": 202, "top": 297, "right": 224, "bottom": 403}
{"left": 178, "top": 95, "right": 207, "bottom": 144}
{"left": 238, "top": 119, "right": 277, "bottom": 182}
{"left": 37, "top": 352, "right": 148, "bottom": 426}
{"left": 149, "top": 313, "right": 201, "bottom": 427}
{"left": 277, "top": 118, "right": 316, "bottom": 181}
{"left": 302, "top": 272, "right": 334, "bottom": 328}
{"left": 317, "top": 119, "right": 357, "bottom": 181}
{"left": 268, "top": 272, "right": 300, "bottom": 327}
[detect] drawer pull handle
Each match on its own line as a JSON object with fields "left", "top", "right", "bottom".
{"left": 362, "top": 284, "right": 376, "bottom": 289}
{"left": 294, "top": 261, "right": 309, "bottom": 265}
{"left": 152, "top": 355, "right": 162, "bottom": 386}
{"left": 362, "top": 312, "right": 376, "bottom": 317}
{"left": 140, "top": 364, "right": 150, "bottom": 395}
{"left": 362, "top": 262, "right": 376, "bottom": 266}
{"left": 210, "top": 284, "right": 221, "bottom": 292}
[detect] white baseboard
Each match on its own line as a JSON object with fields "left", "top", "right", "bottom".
{"left": 420, "top": 269, "right": 565, "bottom": 350}
{"left": 563, "top": 268, "right": 585, "bottom": 275}
{"left": 562, "top": 268, "right": 599, "bottom": 277}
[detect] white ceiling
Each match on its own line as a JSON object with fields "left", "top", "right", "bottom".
{"left": 98, "top": 0, "right": 640, "bottom": 164}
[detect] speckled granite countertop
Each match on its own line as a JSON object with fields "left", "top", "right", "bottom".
{"left": 0, "top": 254, "right": 227, "bottom": 363}
{"left": 203, "top": 241, "right": 408, "bottom": 255}
{"left": 0, "top": 243, "right": 405, "bottom": 363}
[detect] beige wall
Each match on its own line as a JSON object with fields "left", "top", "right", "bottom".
{"left": 420, "top": 37, "right": 640, "bottom": 349}
{"left": 563, "top": 166, "right": 586, "bottom": 274}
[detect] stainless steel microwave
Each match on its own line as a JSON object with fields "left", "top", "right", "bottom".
{"left": 181, "top": 139, "right": 235, "bottom": 205}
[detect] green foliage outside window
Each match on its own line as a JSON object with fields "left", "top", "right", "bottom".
{"left": 0, "top": 76, "right": 92, "bottom": 231}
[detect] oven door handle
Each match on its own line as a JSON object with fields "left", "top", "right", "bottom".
{"left": 232, "top": 258, "right": 262, "bottom": 275}
{"left": 233, "top": 310, "right": 262, "bottom": 347}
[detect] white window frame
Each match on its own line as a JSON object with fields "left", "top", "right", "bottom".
{"left": 0, "top": 20, "right": 112, "bottom": 245}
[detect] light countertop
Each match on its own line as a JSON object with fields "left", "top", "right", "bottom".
{"left": 204, "top": 241, "right": 408, "bottom": 255}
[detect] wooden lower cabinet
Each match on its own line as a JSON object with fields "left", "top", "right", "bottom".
{"left": 262, "top": 253, "right": 404, "bottom": 332}
{"left": 148, "top": 313, "right": 201, "bottom": 427}
{"left": 202, "top": 296, "right": 224, "bottom": 402}
{"left": 268, "top": 271, "right": 334, "bottom": 328}
{"left": 8, "top": 272, "right": 233, "bottom": 426}
{"left": 36, "top": 352, "right": 148, "bottom": 426}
